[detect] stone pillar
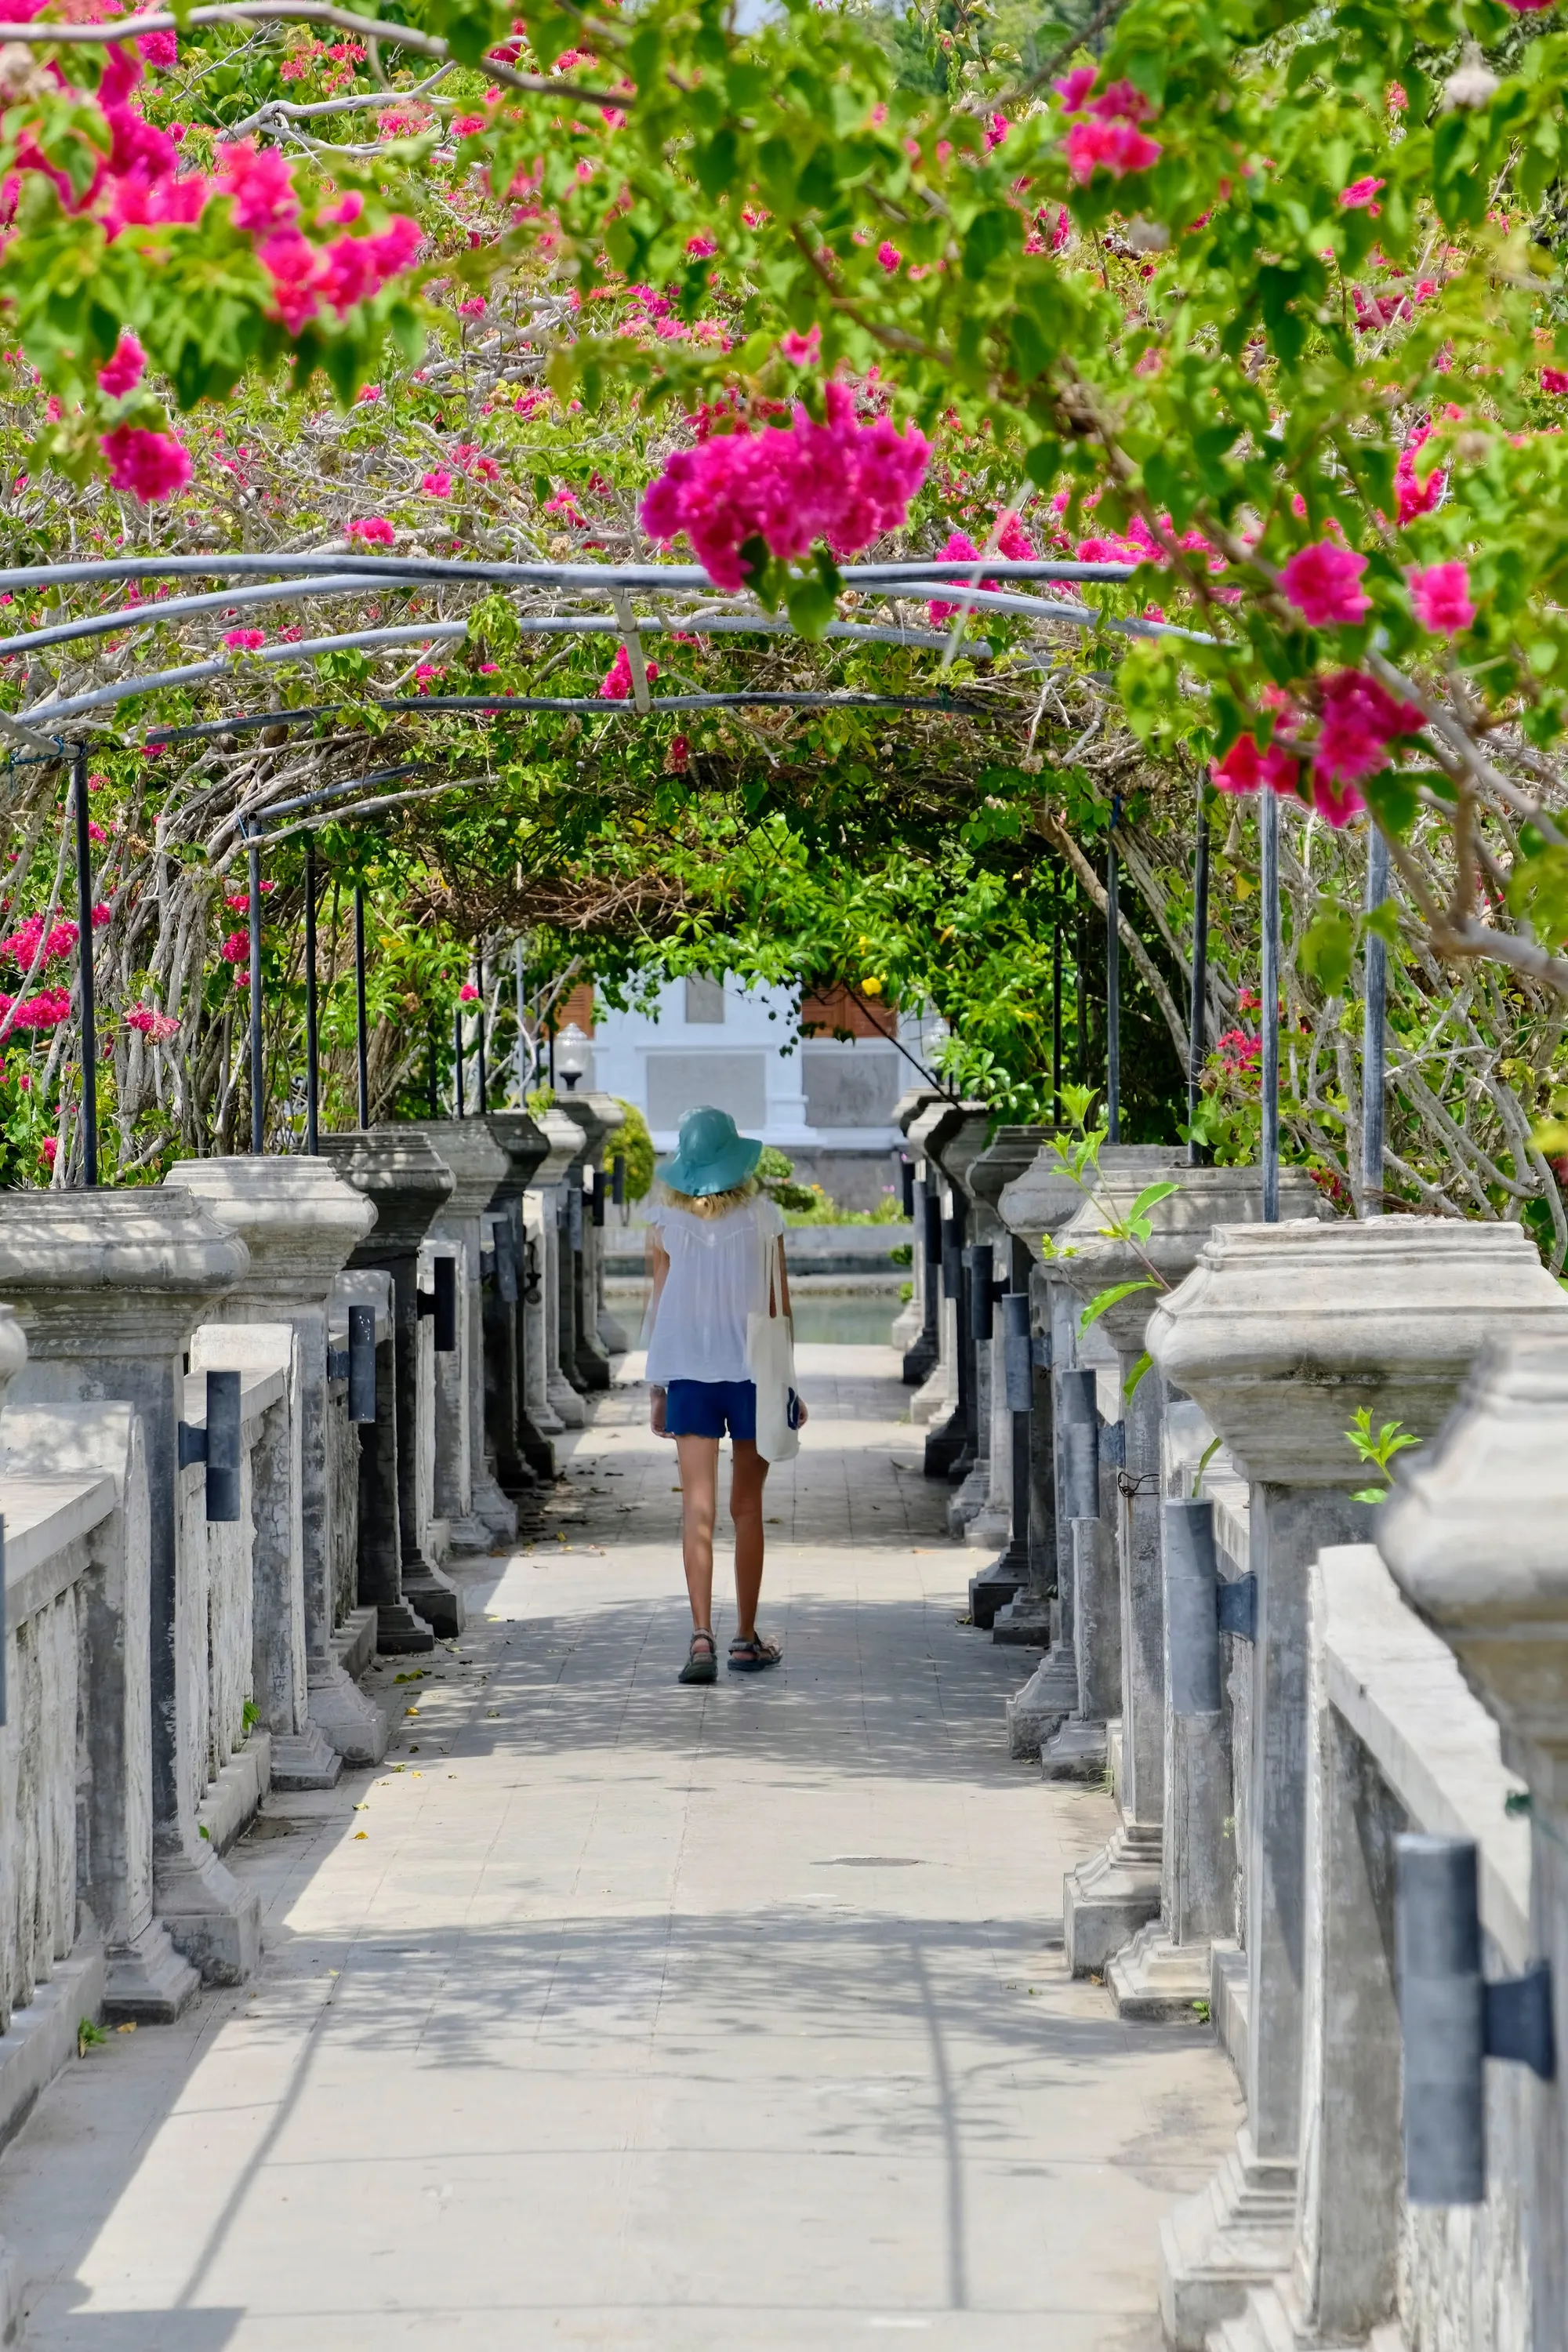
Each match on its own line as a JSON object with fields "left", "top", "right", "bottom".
{"left": 554, "top": 1089, "right": 627, "bottom": 1363}
{"left": 534, "top": 1108, "right": 589, "bottom": 1431}
{"left": 1054, "top": 1165, "right": 1324, "bottom": 1991}
{"left": 477, "top": 1111, "right": 550, "bottom": 1501}
{"left": 1380, "top": 1335, "right": 1568, "bottom": 2352}
{"left": 921, "top": 1105, "right": 993, "bottom": 1478}
{"left": 167, "top": 1157, "right": 383, "bottom": 1774}
{"left": 996, "top": 1142, "right": 1183, "bottom": 1760}
{"left": 907, "top": 1101, "right": 962, "bottom": 1432}
{"left": 419, "top": 1119, "right": 516, "bottom": 1554}
{"left": 322, "top": 1129, "right": 460, "bottom": 1642}
{"left": 891, "top": 1087, "right": 941, "bottom": 1368}
{"left": 1148, "top": 1218, "right": 1568, "bottom": 2348}
{"left": 0, "top": 1192, "right": 262, "bottom": 1988}
{"left": 965, "top": 1126, "right": 1053, "bottom": 1630}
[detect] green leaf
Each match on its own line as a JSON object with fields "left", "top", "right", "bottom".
{"left": 1123, "top": 1349, "right": 1153, "bottom": 1401}
{"left": 1078, "top": 1277, "right": 1156, "bottom": 1335}
{"left": 1299, "top": 907, "right": 1354, "bottom": 995}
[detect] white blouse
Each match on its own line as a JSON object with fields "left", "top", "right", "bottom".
{"left": 644, "top": 1194, "right": 787, "bottom": 1386}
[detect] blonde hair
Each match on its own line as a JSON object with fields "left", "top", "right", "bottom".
{"left": 658, "top": 1173, "right": 762, "bottom": 1219}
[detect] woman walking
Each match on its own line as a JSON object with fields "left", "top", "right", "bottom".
{"left": 644, "top": 1104, "right": 805, "bottom": 1685}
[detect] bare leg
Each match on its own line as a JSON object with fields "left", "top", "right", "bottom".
{"left": 675, "top": 1434, "right": 720, "bottom": 1634}
{"left": 729, "top": 1439, "right": 771, "bottom": 1640}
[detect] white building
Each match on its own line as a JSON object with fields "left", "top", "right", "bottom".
{"left": 583, "top": 976, "right": 938, "bottom": 1210}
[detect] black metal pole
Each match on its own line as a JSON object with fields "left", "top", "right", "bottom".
{"left": 304, "top": 836, "right": 319, "bottom": 1156}
{"left": 71, "top": 745, "right": 98, "bottom": 1189}
{"left": 353, "top": 882, "right": 369, "bottom": 1131}
{"left": 454, "top": 1001, "right": 465, "bottom": 1119}
{"left": 476, "top": 955, "right": 487, "bottom": 1112}
{"left": 1362, "top": 826, "right": 1389, "bottom": 1216}
{"left": 1261, "top": 789, "right": 1280, "bottom": 1223}
{"left": 1188, "top": 782, "right": 1210, "bottom": 1165}
{"left": 1106, "top": 794, "right": 1121, "bottom": 1142}
{"left": 428, "top": 1033, "right": 439, "bottom": 1120}
{"left": 1051, "top": 910, "right": 1062, "bottom": 1127}
{"left": 248, "top": 831, "right": 263, "bottom": 1154}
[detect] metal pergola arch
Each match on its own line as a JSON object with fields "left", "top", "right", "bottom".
{"left": 0, "top": 547, "right": 1331, "bottom": 1215}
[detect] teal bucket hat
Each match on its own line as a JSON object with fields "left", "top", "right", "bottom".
{"left": 658, "top": 1105, "right": 764, "bottom": 1197}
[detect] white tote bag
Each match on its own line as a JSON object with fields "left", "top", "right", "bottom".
{"left": 746, "top": 1229, "right": 800, "bottom": 1465}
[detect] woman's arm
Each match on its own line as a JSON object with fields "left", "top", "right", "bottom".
{"left": 776, "top": 1234, "right": 808, "bottom": 1427}
{"left": 648, "top": 1234, "right": 671, "bottom": 1434}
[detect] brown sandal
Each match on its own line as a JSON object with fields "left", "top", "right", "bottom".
{"left": 678, "top": 1631, "right": 718, "bottom": 1686}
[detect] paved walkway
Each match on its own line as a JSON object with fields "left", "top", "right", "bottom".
{"left": 0, "top": 1345, "right": 1239, "bottom": 2350}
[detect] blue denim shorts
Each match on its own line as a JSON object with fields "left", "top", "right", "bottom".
{"left": 665, "top": 1378, "right": 757, "bottom": 1441}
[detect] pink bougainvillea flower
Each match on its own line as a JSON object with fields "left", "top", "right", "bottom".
{"left": 320, "top": 193, "right": 364, "bottom": 226}
{"left": 223, "top": 627, "right": 266, "bottom": 651}
{"left": 421, "top": 470, "right": 454, "bottom": 498}
{"left": 458, "top": 296, "right": 487, "bottom": 317}
{"left": 641, "top": 379, "right": 929, "bottom": 592}
{"left": 1340, "top": 176, "right": 1385, "bottom": 210}
{"left": 1279, "top": 540, "right": 1370, "bottom": 626}
{"left": 598, "top": 644, "right": 659, "bottom": 699}
{"left": 1052, "top": 67, "right": 1097, "bottom": 111}
{"left": 97, "top": 330, "right": 146, "bottom": 399}
{"left": 928, "top": 514, "right": 1036, "bottom": 621}
{"left": 124, "top": 1004, "right": 180, "bottom": 1040}
{"left": 666, "top": 733, "right": 691, "bottom": 773}
{"left": 1541, "top": 367, "right": 1568, "bottom": 395}
{"left": 1409, "top": 561, "right": 1475, "bottom": 635}
{"left": 452, "top": 113, "right": 487, "bottom": 137}
{"left": 1210, "top": 733, "right": 1301, "bottom": 798}
{"left": 877, "top": 240, "right": 902, "bottom": 272}
{"left": 232, "top": 968, "right": 250, "bottom": 990}
{"left": 985, "top": 112, "right": 1009, "bottom": 148}
{"left": 357, "top": 383, "right": 383, "bottom": 404}
{"left": 1087, "top": 78, "right": 1156, "bottom": 123}
{"left": 220, "top": 931, "right": 250, "bottom": 964}
{"left": 779, "top": 325, "right": 821, "bottom": 365}
{"left": 1065, "top": 117, "right": 1162, "bottom": 183}
{"left": 686, "top": 231, "right": 718, "bottom": 257}
{"left": 1313, "top": 669, "right": 1424, "bottom": 785}
{"left": 258, "top": 230, "right": 320, "bottom": 333}
{"left": 348, "top": 515, "right": 395, "bottom": 543}
{"left": 458, "top": 983, "right": 479, "bottom": 1002}
{"left": 216, "top": 140, "right": 299, "bottom": 234}
{"left": 137, "top": 28, "right": 178, "bottom": 69}
{"left": 100, "top": 425, "right": 191, "bottom": 504}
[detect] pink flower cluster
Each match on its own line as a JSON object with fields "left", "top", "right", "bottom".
{"left": 100, "top": 424, "right": 191, "bottom": 503}
{"left": 641, "top": 380, "right": 931, "bottom": 591}
{"left": 259, "top": 212, "right": 423, "bottom": 336}
{"left": 1211, "top": 671, "right": 1424, "bottom": 826}
{"left": 223, "top": 627, "right": 266, "bottom": 651}
{"left": 0, "top": 988, "right": 71, "bottom": 1032}
{"left": 1340, "top": 176, "right": 1385, "bottom": 211}
{"left": 1214, "top": 1026, "right": 1262, "bottom": 1076}
{"left": 348, "top": 516, "right": 395, "bottom": 544}
{"left": 1409, "top": 561, "right": 1474, "bottom": 635}
{"left": 1053, "top": 71, "right": 1161, "bottom": 182}
{"left": 220, "top": 930, "right": 250, "bottom": 964}
{"left": 599, "top": 645, "right": 659, "bottom": 699}
{"left": 928, "top": 514, "right": 1034, "bottom": 622}
{"left": 96, "top": 330, "right": 146, "bottom": 399}
{"left": 1, "top": 905, "right": 109, "bottom": 967}
{"left": 1279, "top": 540, "right": 1370, "bottom": 627}
{"left": 124, "top": 1004, "right": 180, "bottom": 1040}
{"left": 1395, "top": 422, "right": 1445, "bottom": 523}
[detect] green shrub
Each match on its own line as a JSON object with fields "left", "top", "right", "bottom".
{"left": 612, "top": 1100, "right": 655, "bottom": 1200}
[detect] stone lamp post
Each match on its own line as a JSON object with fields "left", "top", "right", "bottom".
{"left": 1380, "top": 1334, "right": 1568, "bottom": 2352}
{"left": 477, "top": 1110, "right": 550, "bottom": 1500}
{"left": 419, "top": 1119, "right": 516, "bottom": 1555}
{"left": 1146, "top": 1218, "right": 1568, "bottom": 2349}
{"left": 322, "top": 1127, "right": 459, "bottom": 1644}
{"left": 996, "top": 1140, "right": 1184, "bottom": 1759}
{"left": 0, "top": 1191, "right": 259, "bottom": 1996}
{"left": 1053, "top": 1164, "right": 1325, "bottom": 1990}
{"left": 166, "top": 1156, "right": 383, "bottom": 1778}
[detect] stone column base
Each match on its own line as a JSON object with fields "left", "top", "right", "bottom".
{"left": 308, "top": 1659, "right": 390, "bottom": 1766}
{"left": 962, "top": 1499, "right": 1011, "bottom": 1548}
{"left": 969, "top": 1555, "right": 1024, "bottom": 1629}
{"left": 376, "top": 1598, "right": 437, "bottom": 1655}
{"left": 1158, "top": 2129, "right": 1298, "bottom": 2351}
{"left": 909, "top": 1365, "right": 951, "bottom": 1425}
{"left": 1063, "top": 1818, "right": 1161, "bottom": 1974}
{"left": 446, "top": 1512, "right": 497, "bottom": 1559}
{"left": 547, "top": 1375, "right": 586, "bottom": 1429}
{"left": 154, "top": 1848, "right": 262, "bottom": 1986}
{"left": 1208, "top": 2278, "right": 1406, "bottom": 2352}
{"left": 946, "top": 1461, "right": 990, "bottom": 1533}
{"left": 598, "top": 1307, "right": 631, "bottom": 1352}
{"left": 471, "top": 1471, "right": 519, "bottom": 1544}
{"left": 529, "top": 1396, "right": 566, "bottom": 1439}
{"left": 270, "top": 1725, "right": 345, "bottom": 1792}
{"left": 401, "top": 1560, "right": 464, "bottom": 1637}
{"left": 1107, "top": 1922, "right": 1214, "bottom": 2022}
{"left": 103, "top": 1920, "right": 200, "bottom": 2024}
{"left": 1040, "top": 1713, "right": 1108, "bottom": 1780}
{"left": 991, "top": 1592, "right": 1053, "bottom": 1648}
{"left": 1006, "top": 1651, "right": 1076, "bottom": 1756}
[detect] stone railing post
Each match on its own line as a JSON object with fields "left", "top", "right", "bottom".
{"left": 554, "top": 1089, "right": 627, "bottom": 1364}
{"left": 1379, "top": 1334, "right": 1568, "bottom": 2352}
{"left": 322, "top": 1128, "right": 459, "bottom": 1642}
{"left": 920, "top": 1104, "right": 993, "bottom": 1480}
{"left": 1146, "top": 1218, "right": 1566, "bottom": 2348}
{"left": 531, "top": 1108, "right": 590, "bottom": 1433}
{"left": 1054, "top": 1165, "right": 1324, "bottom": 1993}
{"left": 418, "top": 1118, "right": 516, "bottom": 1555}
{"left": 549, "top": 1094, "right": 611, "bottom": 1392}
{"left": 891, "top": 1087, "right": 940, "bottom": 1367}
{"left": 996, "top": 1141, "right": 1183, "bottom": 1757}
{"left": 965, "top": 1126, "right": 1053, "bottom": 1632}
{"left": 167, "top": 1156, "right": 382, "bottom": 1774}
{"left": 477, "top": 1110, "right": 550, "bottom": 1503}
{"left": 907, "top": 1100, "right": 963, "bottom": 1435}
{"left": 0, "top": 1192, "right": 262, "bottom": 1988}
